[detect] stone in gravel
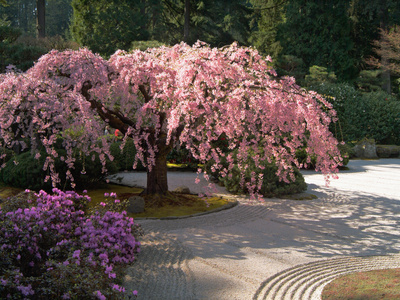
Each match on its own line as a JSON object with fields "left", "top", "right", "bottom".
{"left": 173, "top": 186, "right": 191, "bottom": 194}
{"left": 127, "top": 196, "right": 145, "bottom": 213}
{"left": 353, "top": 138, "right": 378, "bottom": 159}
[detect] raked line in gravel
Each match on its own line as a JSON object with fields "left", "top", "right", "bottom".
{"left": 109, "top": 159, "right": 400, "bottom": 300}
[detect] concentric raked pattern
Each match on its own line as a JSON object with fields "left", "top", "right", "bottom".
{"left": 253, "top": 254, "right": 400, "bottom": 300}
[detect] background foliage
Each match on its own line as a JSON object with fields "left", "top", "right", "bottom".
{"left": 310, "top": 82, "right": 400, "bottom": 145}
{"left": 1, "top": 1, "right": 400, "bottom": 83}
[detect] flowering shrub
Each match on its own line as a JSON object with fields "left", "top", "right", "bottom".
{"left": 0, "top": 189, "right": 140, "bottom": 299}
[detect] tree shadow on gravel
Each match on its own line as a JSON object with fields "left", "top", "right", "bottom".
{"left": 156, "top": 187, "right": 400, "bottom": 264}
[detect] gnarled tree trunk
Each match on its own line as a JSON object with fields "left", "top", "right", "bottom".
{"left": 145, "top": 142, "right": 172, "bottom": 195}
{"left": 146, "top": 151, "right": 168, "bottom": 195}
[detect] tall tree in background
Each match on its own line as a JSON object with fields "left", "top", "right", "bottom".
{"left": 46, "top": 0, "right": 73, "bottom": 37}
{"left": 160, "top": 0, "right": 251, "bottom": 46}
{"left": 36, "top": 0, "right": 45, "bottom": 37}
{"left": 0, "top": 0, "right": 36, "bottom": 35}
{"left": 368, "top": 26, "right": 400, "bottom": 93}
{"left": 277, "top": 0, "right": 357, "bottom": 81}
{"left": 249, "top": 0, "right": 286, "bottom": 59}
{"left": 183, "top": 0, "right": 189, "bottom": 42}
{"left": 0, "top": 0, "right": 72, "bottom": 38}
{"left": 349, "top": 0, "right": 400, "bottom": 92}
{"left": 71, "top": 0, "right": 149, "bottom": 56}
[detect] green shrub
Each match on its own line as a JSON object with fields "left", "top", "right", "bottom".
{"left": 205, "top": 149, "right": 307, "bottom": 198}
{"left": 361, "top": 91, "right": 400, "bottom": 145}
{"left": 295, "top": 148, "right": 316, "bottom": 169}
{"left": 305, "top": 65, "right": 337, "bottom": 86}
{"left": 167, "top": 146, "right": 199, "bottom": 170}
{"left": 276, "top": 55, "right": 307, "bottom": 85}
{"left": 220, "top": 163, "right": 307, "bottom": 197}
{"left": 310, "top": 82, "right": 371, "bottom": 142}
{"left": 0, "top": 148, "right": 118, "bottom": 191}
{"left": 295, "top": 143, "right": 350, "bottom": 169}
{"left": 355, "top": 69, "right": 383, "bottom": 92}
{"left": 110, "top": 140, "right": 145, "bottom": 171}
{"left": 1, "top": 30, "right": 79, "bottom": 72}
{"left": 310, "top": 83, "right": 400, "bottom": 145}
{"left": 0, "top": 151, "right": 47, "bottom": 191}
{"left": 8, "top": 43, "right": 47, "bottom": 71}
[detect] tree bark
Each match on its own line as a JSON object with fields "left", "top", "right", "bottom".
{"left": 184, "top": 0, "right": 190, "bottom": 43}
{"left": 36, "top": 0, "right": 46, "bottom": 38}
{"left": 145, "top": 142, "right": 172, "bottom": 195}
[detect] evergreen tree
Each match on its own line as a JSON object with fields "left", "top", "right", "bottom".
{"left": 37, "top": 0, "right": 45, "bottom": 38}
{"left": 0, "top": 0, "right": 72, "bottom": 38}
{"left": 349, "top": 0, "right": 400, "bottom": 92}
{"left": 70, "top": 0, "right": 149, "bottom": 56}
{"left": 46, "top": 0, "right": 73, "bottom": 37}
{"left": 249, "top": 0, "right": 286, "bottom": 59}
{"left": 277, "top": 0, "right": 357, "bottom": 81}
{"left": 159, "top": 0, "right": 251, "bottom": 47}
{"left": 0, "top": 0, "right": 37, "bottom": 36}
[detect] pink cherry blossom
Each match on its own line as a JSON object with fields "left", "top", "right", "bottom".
{"left": 0, "top": 42, "right": 342, "bottom": 198}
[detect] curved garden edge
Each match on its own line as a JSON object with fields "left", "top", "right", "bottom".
{"left": 134, "top": 196, "right": 239, "bottom": 220}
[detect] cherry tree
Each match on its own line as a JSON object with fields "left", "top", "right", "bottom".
{"left": 0, "top": 42, "right": 342, "bottom": 200}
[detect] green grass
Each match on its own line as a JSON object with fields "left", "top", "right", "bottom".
{"left": 322, "top": 268, "right": 400, "bottom": 299}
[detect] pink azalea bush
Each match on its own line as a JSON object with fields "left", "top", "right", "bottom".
{"left": 0, "top": 189, "right": 140, "bottom": 299}
{"left": 0, "top": 42, "right": 342, "bottom": 199}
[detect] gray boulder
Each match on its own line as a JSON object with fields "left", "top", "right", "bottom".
{"left": 353, "top": 138, "right": 378, "bottom": 159}
{"left": 127, "top": 196, "right": 145, "bottom": 214}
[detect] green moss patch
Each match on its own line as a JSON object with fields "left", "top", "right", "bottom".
{"left": 82, "top": 184, "right": 143, "bottom": 207}
{"left": 83, "top": 183, "right": 231, "bottom": 219}
{"left": 0, "top": 186, "right": 25, "bottom": 199}
{"left": 0, "top": 182, "right": 232, "bottom": 219}
{"left": 134, "top": 195, "right": 231, "bottom": 218}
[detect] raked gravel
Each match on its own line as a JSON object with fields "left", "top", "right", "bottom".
{"left": 110, "top": 159, "right": 400, "bottom": 300}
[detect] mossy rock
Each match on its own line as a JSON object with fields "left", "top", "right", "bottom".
{"left": 376, "top": 145, "right": 400, "bottom": 158}
{"left": 353, "top": 138, "right": 378, "bottom": 159}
